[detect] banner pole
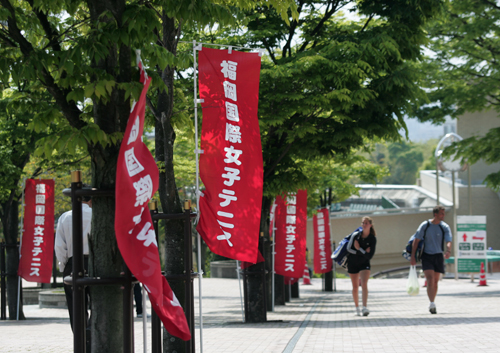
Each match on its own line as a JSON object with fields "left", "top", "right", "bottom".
{"left": 17, "top": 178, "right": 26, "bottom": 320}
{"left": 193, "top": 40, "right": 204, "bottom": 353}
{"left": 271, "top": 211, "right": 275, "bottom": 312}
{"left": 236, "top": 260, "right": 244, "bottom": 322}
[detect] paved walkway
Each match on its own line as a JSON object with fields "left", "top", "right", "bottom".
{"left": 1, "top": 273, "right": 500, "bottom": 352}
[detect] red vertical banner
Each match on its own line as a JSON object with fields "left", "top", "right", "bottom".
{"left": 313, "top": 208, "right": 332, "bottom": 273}
{"left": 18, "top": 179, "right": 54, "bottom": 283}
{"left": 274, "top": 190, "right": 307, "bottom": 278}
{"left": 196, "top": 48, "right": 263, "bottom": 263}
{"left": 115, "top": 60, "right": 190, "bottom": 340}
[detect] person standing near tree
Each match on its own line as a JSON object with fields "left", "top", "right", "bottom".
{"left": 411, "top": 205, "right": 452, "bottom": 314}
{"left": 347, "top": 216, "right": 377, "bottom": 316}
{"left": 54, "top": 194, "right": 92, "bottom": 330}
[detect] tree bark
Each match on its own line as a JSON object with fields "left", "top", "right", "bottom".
{"left": 2, "top": 198, "right": 25, "bottom": 320}
{"left": 155, "top": 13, "right": 190, "bottom": 353}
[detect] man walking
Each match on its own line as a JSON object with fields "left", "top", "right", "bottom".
{"left": 411, "top": 205, "right": 452, "bottom": 314}
{"left": 55, "top": 194, "right": 92, "bottom": 329}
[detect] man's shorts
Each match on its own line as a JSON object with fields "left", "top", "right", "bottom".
{"left": 347, "top": 260, "right": 371, "bottom": 274}
{"left": 421, "top": 252, "right": 445, "bottom": 273}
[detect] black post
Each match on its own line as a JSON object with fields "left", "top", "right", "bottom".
{"left": 71, "top": 176, "right": 86, "bottom": 353}
{"left": 1, "top": 242, "right": 6, "bottom": 320}
{"left": 150, "top": 203, "right": 162, "bottom": 353}
{"left": 291, "top": 282, "right": 299, "bottom": 298}
{"left": 183, "top": 201, "right": 195, "bottom": 353}
{"left": 284, "top": 283, "right": 290, "bottom": 302}
{"left": 123, "top": 266, "right": 134, "bottom": 353}
{"left": 323, "top": 271, "right": 333, "bottom": 292}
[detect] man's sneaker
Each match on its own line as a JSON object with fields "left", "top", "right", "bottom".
{"left": 429, "top": 302, "right": 437, "bottom": 314}
{"left": 362, "top": 307, "right": 370, "bottom": 316}
{"left": 355, "top": 307, "right": 361, "bottom": 316}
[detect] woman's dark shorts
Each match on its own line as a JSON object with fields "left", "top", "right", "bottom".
{"left": 347, "top": 260, "right": 371, "bottom": 274}
{"left": 421, "top": 252, "right": 445, "bottom": 273}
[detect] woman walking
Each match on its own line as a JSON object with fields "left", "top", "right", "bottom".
{"left": 348, "top": 216, "right": 377, "bottom": 316}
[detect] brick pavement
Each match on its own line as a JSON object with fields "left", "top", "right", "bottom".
{"left": 1, "top": 273, "right": 499, "bottom": 352}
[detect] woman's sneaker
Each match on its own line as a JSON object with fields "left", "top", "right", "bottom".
{"left": 362, "top": 307, "right": 370, "bottom": 316}
{"left": 429, "top": 302, "right": 437, "bottom": 314}
{"left": 355, "top": 307, "right": 361, "bottom": 316}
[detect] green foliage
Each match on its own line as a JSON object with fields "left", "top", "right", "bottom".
{"left": 366, "top": 140, "right": 439, "bottom": 185}
{"left": 205, "top": 0, "right": 444, "bottom": 199}
{"left": 415, "top": 0, "right": 500, "bottom": 189}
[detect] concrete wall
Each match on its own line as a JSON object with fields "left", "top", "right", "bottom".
{"left": 306, "top": 209, "right": 455, "bottom": 275}
{"left": 456, "top": 110, "right": 500, "bottom": 185}
{"left": 456, "top": 186, "right": 500, "bottom": 250}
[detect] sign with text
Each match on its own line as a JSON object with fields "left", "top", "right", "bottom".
{"left": 197, "top": 47, "right": 263, "bottom": 263}
{"left": 313, "top": 208, "right": 332, "bottom": 273}
{"left": 456, "top": 215, "right": 487, "bottom": 273}
{"left": 18, "top": 179, "right": 55, "bottom": 283}
{"left": 274, "top": 190, "right": 307, "bottom": 278}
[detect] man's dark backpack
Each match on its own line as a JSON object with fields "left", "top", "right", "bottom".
{"left": 402, "top": 221, "right": 445, "bottom": 262}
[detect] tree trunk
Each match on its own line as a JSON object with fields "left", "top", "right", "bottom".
{"left": 155, "top": 13, "right": 190, "bottom": 353}
{"left": 244, "top": 196, "right": 272, "bottom": 322}
{"left": 2, "top": 198, "right": 25, "bottom": 320}
{"left": 86, "top": 1, "right": 131, "bottom": 351}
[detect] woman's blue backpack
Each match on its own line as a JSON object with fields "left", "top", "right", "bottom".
{"left": 331, "top": 230, "right": 360, "bottom": 268}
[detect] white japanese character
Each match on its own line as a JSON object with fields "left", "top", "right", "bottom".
{"left": 35, "top": 195, "right": 46, "bottom": 204}
{"left": 34, "top": 226, "right": 44, "bottom": 236}
{"left": 287, "top": 195, "right": 296, "bottom": 205}
{"left": 33, "top": 236, "right": 44, "bottom": 246}
{"left": 217, "top": 229, "right": 233, "bottom": 247}
{"left": 286, "top": 225, "right": 296, "bottom": 234}
{"left": 224, "top": 146, "right": 243, "bottom": 165}
{"left": 128, "top": 115, "right": 140, "bottom": 145}
{"left": 125, "top": 147, "right": 145, "bottom": 177}
{"left": 286, "top": 244, "right": 295, "bottom": 254}
{"left": 223, "top": 81, "right": 237, "bottom": 101}
{"left": 219, "top": 189, "right": 237, "bottom": 207}
{"left": 317, "top": 212, "right": 324, "bottom": 219}
{"left": 225, "top": 123, "right": 242, "bottom": 143}
{"left": 287, "top": 205, "right": 296, "bottom": 215}
{"left": 286, "top": 215, "right": 296, "bottom": 224}
{"left": 32, "top": 247, "right": 42, "bottom": 256}
{"left": 34, "top": 216, "right": 45, "bottom": 226}
{"left": 285, "top": 263, "right": 294, "bottom": 272}
{"left": 30, "top": 268, "right": 40, "bottom": 276}
{"left": 222, "top": 167, "right": 241, "bottom": 186}
{"left": 35, "top": 205, "right": 45, "bottom": 215}
{"left": 133, "top": 175, "right": 153, "bottom": 207}
{"left": 221, "top": 60, "right": 237, "bottom": 80}
{"left": 317, "top": 219, "right": 324, "bottom": 225}
{"left": 225, "top": 102, "right": 239, "bottom": 122}
{"left": 136, "top": 222, "right": 157, "bottom": 247}
{"left": 36, "top": 184, "right": 46, "bottom": 193}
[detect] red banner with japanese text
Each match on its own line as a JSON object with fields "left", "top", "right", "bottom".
{"left": 313, "top": 208, "right": 332, "bottom": 273}
{"left": 197, "top": 48, "right": 263, "bottom": 263}
{"left": 115, "top": 60, "right": 190, "bottom": 340}
{"left": 274, "top": 190, "right": 307, "bottom": 278}
{"left": 18, "top": 179, "right": 54, "bottom": 283}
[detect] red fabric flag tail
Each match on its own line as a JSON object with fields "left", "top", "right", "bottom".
{"left": 115, "top": 57, "right": 190, "bottom": 341}
{"left": 240, "top": 250, "right": 264, "bottom": 269}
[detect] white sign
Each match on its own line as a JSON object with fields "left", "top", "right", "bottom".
{"left": 456, "top": 215, "right": 487, "bottom": 272}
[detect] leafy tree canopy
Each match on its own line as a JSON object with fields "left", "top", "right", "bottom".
{"left": 197, "top": 0, "right": 445, "bottom": 198}
{"left": 413, "top": 0, "right": 500, "bottom": 190}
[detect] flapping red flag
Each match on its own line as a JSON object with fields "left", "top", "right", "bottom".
{"left": 196, "top": 47, "right": 263, "bottom": 263}
{"left": 115, "top": 58, "right": 190, "bottom": 340}
{"left": 313, "top": 208, "right": 333, "bottom": 273}
{"left": 274, "top": 190, "right": 308, "bottom": 279}
{"left": 18, "top": 179, "right": 54, "bottom": 283}
{"left": 240, "top": 251, "right": 265, "bottom": 269}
